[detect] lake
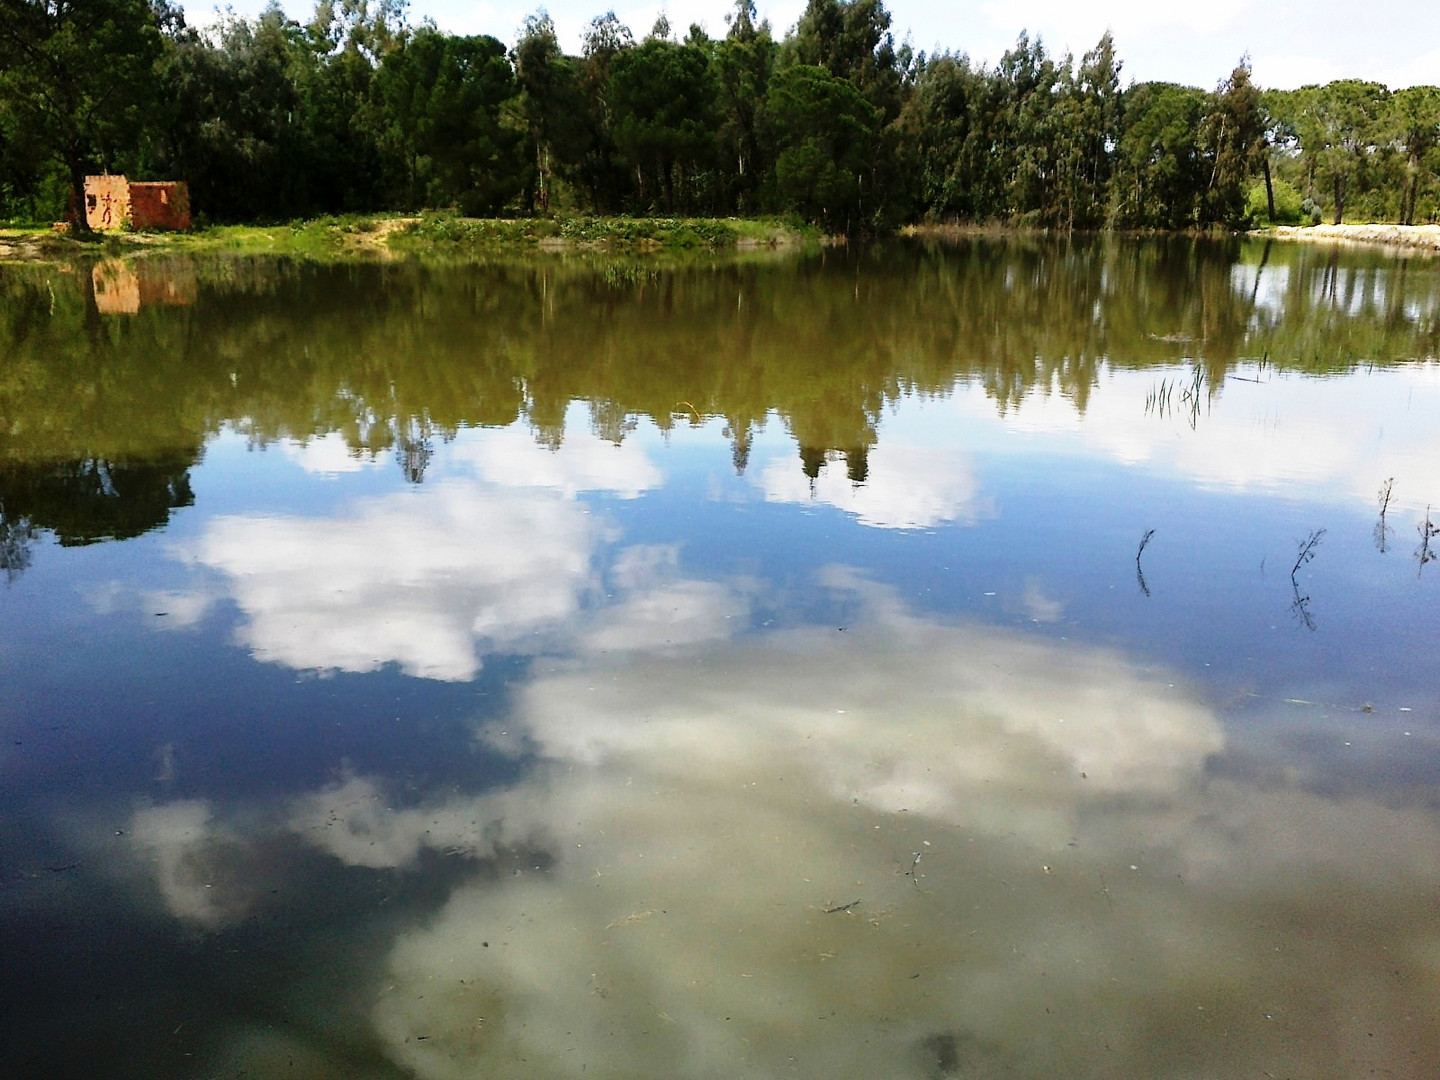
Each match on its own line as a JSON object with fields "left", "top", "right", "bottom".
{"left": 1, "top": 236, "right": 1437, "bottom": 1079}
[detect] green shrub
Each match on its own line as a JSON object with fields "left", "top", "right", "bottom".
{"left": 1247, "top": 177, "right": 1307, "bottom": 225}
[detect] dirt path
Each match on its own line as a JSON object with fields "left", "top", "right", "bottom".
{"left": 345, "top": 216, "right": 421, "bottom": 253}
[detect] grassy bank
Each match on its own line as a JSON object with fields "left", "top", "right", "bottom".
{"left": 0, "top": 213, "right": 820, "bottom": 264}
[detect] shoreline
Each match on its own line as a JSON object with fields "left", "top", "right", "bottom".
{"left": 0, "top": 214, "right": 819, "bottom": 265}
{"left": 7, "top": 216, "right": 1440, "bottom": 264}
{"left": 1258, "top": 223, "right": 1440, "bottom": 252}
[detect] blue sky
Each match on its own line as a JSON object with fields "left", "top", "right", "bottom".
{"left": 186, "top": 0, "right": 1440, "bottom": 91}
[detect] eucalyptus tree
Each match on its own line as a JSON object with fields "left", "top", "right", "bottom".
{"left": 714, "top": 0, "right": 777, "bottom": 211}
{"left": 148, "top": 5, "right": 314, "bottom": 221}
{"left": 1198, "top": 61, "right": 1267, "bottom": 226}
{"left": 575, "top": 10, "right": 635, "bottom": 210}
{"left": 512, "top": 11, "right": 584, "bottom": 211}
{"left": 991, "top": 32, "right": 1062, "bottom": 222}
{"left": 1112, "top": 82, "right": 1208, "bottom": 228}
{"left": 1051, "top": 32, "right": 1122, "bottom": 229}
{"left": 904, "top": 52, "right": 990, "bottom": 219}
{"left": 289, "top": 0, "right": 405, "bottom": 213}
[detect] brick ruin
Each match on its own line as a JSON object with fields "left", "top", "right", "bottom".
{"left": 81, "top": 175, "right": 192, "bottom": 232}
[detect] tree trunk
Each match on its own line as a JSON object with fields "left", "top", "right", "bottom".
{"left": 1262, "top": 158, "right": 1275, "bottom": 223}
{"left": 534, "top": 138, "right": 550, "bottom": 212}
{"left": 1332, "top": 173, "right": 1345, "bottom": 225}
{"left": 67, "top": 157, "right": 92, "bottom": 237}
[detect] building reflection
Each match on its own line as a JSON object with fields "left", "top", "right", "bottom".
{"left": 91, "top": 259, "right": 196, "bottom": 316}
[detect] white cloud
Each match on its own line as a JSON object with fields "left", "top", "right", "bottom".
{"left": 581, "top": 578, "right": 749, "bottom": 652}
{"left": 279, "top": 432, "right": 385, "bottom": 476}
{"left": 288, "top": 771, "right": 501, "bottom": 868}
{"left": 579, "top": 544, "right": 752, "bottom": 653}
{"left": 140, "top": 587, "right": 220, "bottom": 627}
{"left": 450, "top": 423, "right": 662, "bottom": 499}
{"left": 757, "top": 442, "right": 985, "bottom": 529}
{"left": 1020, "top": 578, "right": 1064, "bottom": 622}
{"left": 361, "top": 575, "right": 1440, "bottom": 1079}
{"left": 186, "top": 480, "right": 601, "bottom": 680}
{"left": 129, "top": 800, "right": 257, "bottom": 928}
{"left": 961, "top": 361, "right": 1440, "bottom": 516}
{"left": 100, "top": 576, "right": 1440, "bottom": 1076}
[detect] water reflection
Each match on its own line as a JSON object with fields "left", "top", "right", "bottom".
{"left": 3, "top": 241, "right": 1439, "bottom": 1080}
{"left": 180, "top": 423, "right": 660, "bottom": 678}
{"left": 965, "top": 363, "right": 1440, "bottom": 516}
{"left": 0, "top": 452, "right": 196, "bottom": 579}
{"left": 760, "top": 441, "right": 984, "bottom": 529}
{"left": 2, "top": 238, "right": 1437, "bottom": 486}
{"left": 112, "top": 577, "right": 1439, "bottom": 1079}
{"left": 91, "top": 258, "right": 196, "bottom": 316}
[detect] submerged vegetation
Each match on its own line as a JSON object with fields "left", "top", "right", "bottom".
{"left": 2, "top": 0, "right": 1438, "bottom": 234}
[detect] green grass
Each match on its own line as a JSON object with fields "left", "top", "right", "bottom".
{"left": 391, "top": 212, "right": 817, "bottom": 252}
{"left": 0, "top": 212, "right": 820, "bottom": 263}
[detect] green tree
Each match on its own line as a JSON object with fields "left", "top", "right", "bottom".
{"left": 1389, "top": 86, "right": 1440, "bottom": 224}
{"left": 609, "top": 37, "right": 717, "bottom": 212}
{"left": 993, "top": 33, "right": 1062, "bottom": 222}
{"left": 763, "top": 63, "right": 879, "bottom": 229}
{"left": 0, "top": 0, "right": 168, "bottom": 233}
{"left": 574, "top": 10, "right": 635, "bottom": 211}
{"left": 290, "top": 0, "right": 399, "bottom": 214}
{"left": 1051, "top": 32, "right": 1121, "bottom": 229}
{"left": 1198, "top": 61, "right": 1266, "bottom": 226}
{"left": 147, "top": 5, "right": 313, "bottom": 221}
{"left": 789, "top": 0, "right": 901, "bottom": 121}
{"left": 714, "top": 0, "right": 776, "bottom": 212}
{"left": 512, "top": 11, "right": 585, "bottom": 212}
{"left": 375, "top": 29, "right": 524, "bottom": 213}
{"left": 904, "top": 53, "right": 982, "bottom": 220}
{"left": 1113, "top": 82, "right": 1208, "bottom": 228}
{"left": 1293, "top": 79, "right": 1389, "bottom": 223}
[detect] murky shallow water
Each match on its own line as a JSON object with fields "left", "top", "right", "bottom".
{"left": 1, "top": 238, "right": 1438, "bottom": 1079}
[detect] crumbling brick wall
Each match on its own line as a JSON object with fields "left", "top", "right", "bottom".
{"left": 83, "top": 175, "right": 130, "bottom": 231}
{"left": 128, "top": 182, "right": 192, "bottom": 231}
{"left": 81, "top": 176, "right": 193, "bottom": 231}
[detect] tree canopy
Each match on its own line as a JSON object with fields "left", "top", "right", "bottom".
{"left": 2, "top": 0, "right": 1437, "bottom": 230}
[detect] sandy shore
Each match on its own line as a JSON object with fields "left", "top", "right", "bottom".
{"left": 1263, "top": 223, "right": 1440, "bottom": 252}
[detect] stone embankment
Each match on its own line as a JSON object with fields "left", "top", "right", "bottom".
{"left": 1265, "top": 223, "right": 1440, "bottom": 252}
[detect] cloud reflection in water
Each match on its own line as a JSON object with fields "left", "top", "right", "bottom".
{"left": 351, "top": 575, "right": 1439, "bottom": 1080}
{"left": 117, "top": 572, "right": 1440, "bottom": 1077}
{"left": 182, "top": 425, "right": 666, "bottom": 680}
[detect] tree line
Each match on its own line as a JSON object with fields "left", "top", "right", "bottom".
{"left": 2, "top": 0, "right": 1438, "bottom": 232}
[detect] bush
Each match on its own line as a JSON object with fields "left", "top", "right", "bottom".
{"left": 1246, "top": 177, "right": 1307, "bottom": 225}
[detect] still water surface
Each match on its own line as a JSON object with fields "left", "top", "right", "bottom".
{"left": 1, "top": 238, "right": 1438, "bottom": 1079}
